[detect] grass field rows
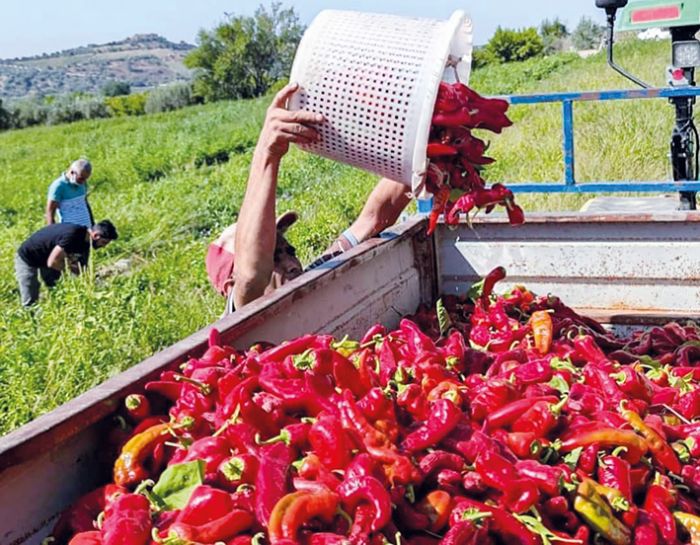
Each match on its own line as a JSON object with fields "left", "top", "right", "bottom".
{"left": 0, "top": 39, "right": 679, "bottom": 434}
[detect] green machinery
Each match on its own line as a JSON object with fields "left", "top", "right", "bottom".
{"left": 597, "top": 0, "right": 700, "bottom": 208}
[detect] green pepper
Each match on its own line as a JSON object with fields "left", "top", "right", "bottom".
{"left": 573, "top": 480, "right": 631, "bottom": 545}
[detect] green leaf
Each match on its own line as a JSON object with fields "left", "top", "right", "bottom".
{"left": 562, "top": 447, "right": 584, "bottom": 470}
{"left": 436, "top": 298, "right": 453, "bottom": 337}
{"left": 467, "top": 279, "right": 485, "bottom": 301}
{"left": 151, "top": 459, "right": 205, "bottom": 510}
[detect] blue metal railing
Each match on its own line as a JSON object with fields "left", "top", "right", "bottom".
{"left": 502, "top": 87, "right": 700, "bottom": 193}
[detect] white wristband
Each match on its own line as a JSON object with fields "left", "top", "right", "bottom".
{"left": 342, "top": 228, "right": 360, "bottom": 248}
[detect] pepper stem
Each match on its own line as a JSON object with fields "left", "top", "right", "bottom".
{"left": 255, "top": 429, "right": 291, "bottom": 446}
{"left": 220, "top": 457, "right": 246, "bottom": 482}
{"left": 173, "top": 374, "right": 212, "bottom": 396}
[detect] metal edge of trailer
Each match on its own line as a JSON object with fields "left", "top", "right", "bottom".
{"left": 436, "top": 210, "right": 700, "bottom": 320}
{"left": 0, "top": 215, "right": 434, "bottom": 545}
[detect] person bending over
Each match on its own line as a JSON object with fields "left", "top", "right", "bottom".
{"left": 15, "top": 220, "right": 118, "bottom": 306}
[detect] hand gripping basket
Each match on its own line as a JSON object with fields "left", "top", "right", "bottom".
{"left": 289, "top": 10, "right": 473, "bottom": 194}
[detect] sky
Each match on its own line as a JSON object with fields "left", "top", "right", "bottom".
{"left": 0, "top": 1, "right": 606, "bottom": 60}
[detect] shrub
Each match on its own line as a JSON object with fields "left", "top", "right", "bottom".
{"left": 144, "top": 83, "right": 195, "bottom": 114}
{"left": 105, "top": 93, "right": 147, "bottom": 117}
{"left": 102, "top": 81, "right": 132, "bottom": 97}
{"left": 484, "top": 27, "right": 545, "bottom": 64}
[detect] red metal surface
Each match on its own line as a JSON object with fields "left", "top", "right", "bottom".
{"left": 631, "top": 5, "right": 681, "bottom": 23}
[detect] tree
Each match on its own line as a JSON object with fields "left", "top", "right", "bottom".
{"left": 0, "top": 99, "right": 10, "bottom": 130}
{"left": 184, "top": 2, "right": 304, "bottom": 102}
{"left": 102, "top": 81, "right": 132, "bottom": 97}
{"left": 572, "top": 16, "right": 605, "bottom": 50}
{"left": 540, "top": 18, "right": 569, "bottom": 54}
{"left": 484, "top": 27, "right": 544, "bottom": 64}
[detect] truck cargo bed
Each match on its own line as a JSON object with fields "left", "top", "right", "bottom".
{"left": 1, "top": 212, "right": 699, "bottom": 545}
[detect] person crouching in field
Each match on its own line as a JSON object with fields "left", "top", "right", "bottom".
{"left": 15, "top": 220, "right": 118, "bottom": 307}
{"left": 206, "top": 82, "right": 411, "bottom": 312}
{"left": 46, "top": 158, "right": 95, "bottom": 228}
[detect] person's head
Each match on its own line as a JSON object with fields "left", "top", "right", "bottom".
{"left": 206, "top": 212, "right": 303, "bottom": 297}
{"left": 67, "top": 159, "right": 92, "bottom": 185}
{"left": 89, "top": 220, "right": 118, "bottom": 249}
{"left": 266, "top": 211, "right": 303, "bottom": 293}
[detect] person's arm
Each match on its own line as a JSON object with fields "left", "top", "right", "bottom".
{"left": 85, "top": 187, "right": 95, "bottom": 226}
{"left": 46, "top": 245, "right": 67, "bottom": 271}
{"left": 233, "top": 83, "right": 324, "bottom": 309}
{"left": 323, "top": 177, "right": 412, "bottom": 255}
{"left": 45, "top": 200, "right": 58, "bottom": 225}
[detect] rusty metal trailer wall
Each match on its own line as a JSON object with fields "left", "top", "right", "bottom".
{"left": 0, "top": 218, "right": 434, "bottom": 545}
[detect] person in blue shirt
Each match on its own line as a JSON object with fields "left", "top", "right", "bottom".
{"left": 45, "top": 159, "right": 95, "bottom": 228}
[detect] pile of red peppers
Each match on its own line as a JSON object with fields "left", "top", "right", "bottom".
{"left": 54, "top": 268, "right": 700, "bottom": 545}
{"left": 425, "top": 82, "right": 524, "bottom": 235}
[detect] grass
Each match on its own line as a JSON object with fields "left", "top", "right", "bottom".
{"left": 0, "top": 38, "right": 680, "bottom": 434}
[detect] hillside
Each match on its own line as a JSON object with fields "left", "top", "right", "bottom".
{"left": 0, "top": 39, "right": 678, "bottom": 434}
{"left": 0, "top": 34, "right": 194, "bottom": 98}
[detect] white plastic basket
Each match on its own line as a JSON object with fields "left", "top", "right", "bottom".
{"left": 289, "top": 10, "right": 473, "bottom": 194}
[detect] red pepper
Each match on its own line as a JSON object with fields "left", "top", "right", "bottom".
{"left": 400, "top": 398, "right": 462, "bottom": 453}
{"left": 597, "top": 454, "right": 632, "bottom": 502}
{"left": 512, "top": 396, "right": 567, "bottom": 438}
{"left": 485, "top": 396, "right": 559, "bottom": 430}
{"left": 268, "top": 490, "right": 340, "bottom": 544}
{"left": 69, "top": 531, "right": 103, "bottom": 545}
{"left": 167, "top": 509, "right": 254, "bottom": 544}
{"left": 124, "top": 394, "right": 151, "bottom": 422}
{"left": 427, "top": 187, "right": 449, "bottom": 236}
{"left": 475, "top": 449, "right": 539, "bottom": 513}
{"left": 441, "top": 521, "right": 480, "bottom": 545}
{"left": 416, "top": 490, "right": 453, "bottom": 533}
{"left": 254, "top": 442, "right": 294, "bottom": 526}
{"left": 102, "top": 493, "right": 152, "bottom": 545}
{"left": 451, "top": 497, "right": 539, "bottom": 545}
{"left": 337, "top": 475, "right": 392, "bottom": 531}
{"left": 644, "top": 483, "right": 677, "bottom": 544}
{"left": 308, "top": 414, "right": 353, "bottom": 470}
{"left": 176, "top": 485, "right": 235, "bottom": 526}
{"left": 218, "top": 453, "right": 259, "bottom": 489}
{"left": 515, "top": 460, "right": 568, "bottom": 497}
{"left": 427, "top": 142, "right": 458, "bottom": 157}
{"left": 51, "top": 484, "right": 125, "bottom": 542}
{"left": 633, "top": 510, "right": 660, "bottom": 545}
{"left": 418, "top": 450, "right": 464, "bottom": 478}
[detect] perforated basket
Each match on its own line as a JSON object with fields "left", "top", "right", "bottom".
{"left": 289, "top": 10, "right": 473, "bottom": 194}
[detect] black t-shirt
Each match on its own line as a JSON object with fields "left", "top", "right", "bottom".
{"left": 18, "top": 224, "right": 90, "bottom": 268}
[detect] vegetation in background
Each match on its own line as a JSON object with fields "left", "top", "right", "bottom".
{"left": 0, "top": 32, "right": 679, "bottom": 434}
{"left": 540, "top": 18, "right": 570, "bottom": 55}
{"left": 184, "top": 2, "right": 304, "bottom": 101}
{"left": 572, "top": 16, "right": 606, "bottom": 50}
{"left": 102, "top": 81, "right": 132, "bottom": 97}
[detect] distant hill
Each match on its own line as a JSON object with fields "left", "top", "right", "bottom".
{"left": 0, "top": 34, "right": 195, "bottom": 99}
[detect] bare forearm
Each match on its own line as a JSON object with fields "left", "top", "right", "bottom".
{"left": 233, "top": 149, "right": 280, "bottom": 308}
{"left": 348, "top": 178, "right": 411, "bottom": 240}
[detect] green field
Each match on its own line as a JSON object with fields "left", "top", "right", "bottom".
{"left": 0, "top": 39, "right": 680, "bottom": 434}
